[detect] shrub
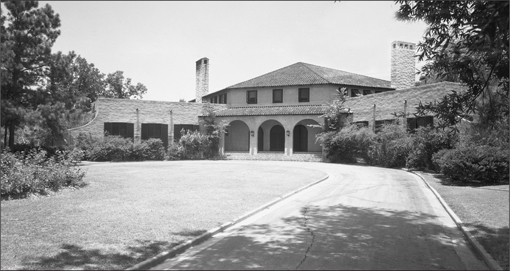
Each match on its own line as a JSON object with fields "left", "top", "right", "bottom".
{"left": 179, "top": 130, "right": 212, "bottom": 160}
{"left": 165, "top": 142, "right": 182, "bottom": 160}
{"left": 368, "top": 123, "right": 413, "bottom": 168}
{"left": 317, "top": 124, "right": 375, "bottom": 163}
{"left": 433, "top": 145, "right": 509, "bottom": 184}
{"left": 405, "top": 126, "right": 458, "bottom": 170}
{"left": 141, "top": 138, "right": 166, "bottom": 160}
{"left": 1, "top": 148, "right": 86, "bottom": 199}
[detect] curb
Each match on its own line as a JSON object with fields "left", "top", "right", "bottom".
{"left": 126, "top": 173, "right": 330, "bottom": 270}
{"left": 409, "top": 171, "right": 503, "bottom": 271}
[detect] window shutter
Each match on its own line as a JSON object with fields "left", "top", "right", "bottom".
{"left": 141, "top": 124, "right": 148, "bottom": 140}
{"left": 127, "top": 123, "right": 134, "bottom": 141}
{"left": 161, "top": 124, "right": 168, "bottom": 147}
{"left": 104, "top": 123, "right": 112, "bottom": 136}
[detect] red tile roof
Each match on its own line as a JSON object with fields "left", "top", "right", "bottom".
{"left": 214, "top": 104, "right": 336, "bottom": 117}
{"left": 344, "top": 82, "right": 467, "bottom": 122}
{"left": 225, "top": 62, "right": 393, "bottom": 90}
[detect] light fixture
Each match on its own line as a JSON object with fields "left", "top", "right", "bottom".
{"left": 286, "top": 130, "right": 290, "bottom": 136}
{"left": 250, "top": 131, "right": 254, "bottom": 137}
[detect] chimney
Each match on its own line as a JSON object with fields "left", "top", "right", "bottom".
{"left": 195, "top": 57, "right": 209, "bottom": 103}
{"left": 391, "top": 41, "right": 416, "bottom": 90}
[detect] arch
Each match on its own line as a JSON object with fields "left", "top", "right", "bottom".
{"left": 293, "top": 124, "right": 308, "bottom": 152}
{"left": 258, "top": 127, "right": 264, "bottom": 151}
{"left": 270, "top": 125, "right": 285, "bottom": 151}
{"left": 293, "top": 119, "right": 322, "bottom": 152}
{"left": 258, "top": 119, "right": 285, "bottom": 153}
{"left": 224, "top": 120, "right": 250, "bottom": 152}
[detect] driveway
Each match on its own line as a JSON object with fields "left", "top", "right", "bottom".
{"left": 150, "top": 161, "right": 488, "bottom": 270}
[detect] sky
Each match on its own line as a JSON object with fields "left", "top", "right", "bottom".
{"left": 38, "top": 1, "right": 429, "bottom": 102}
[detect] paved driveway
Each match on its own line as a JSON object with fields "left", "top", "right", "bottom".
{"left": 151, "top": 161, "right": 488, "bottom": 270}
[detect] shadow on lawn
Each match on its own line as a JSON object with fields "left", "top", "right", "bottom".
{"left": 431, "top": 173, "right": 509, "bottom": 188}
{"left": 166, "top": 204, "right": 483, "bottom": 270}
{"left": 19, "top": 239, "right": 181, "bottom": 270}
{"left": 464, "top": 224, "right": 509, "bottom": 270}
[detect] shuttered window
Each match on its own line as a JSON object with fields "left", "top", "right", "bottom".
{"left": 104, "top": 122, "right": 134, "bottom": 140}
{"left": 298, "top": 88, "right": 310, "bottom": 102}
{"left": 174, "top": 124, "right": 199, "bottom": 141}
{"left": 141, "top": 123, "right": 168, "bottom": 147}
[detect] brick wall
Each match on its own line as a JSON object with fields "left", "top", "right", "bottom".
{"left": 67, "top": 98, "right": 226, "bottom": 144}
{"left": 195, "top": 58, "right": 209, "bottom": 103}
{"left": 391, "top": 41, "right": 416, "bottom": 90}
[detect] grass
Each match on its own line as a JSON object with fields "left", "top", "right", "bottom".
{"left": 0, "top": 160, "right": 327, "bottom": 270}
{"left": 418, "top": 171, "right": 509, "bottom": 270}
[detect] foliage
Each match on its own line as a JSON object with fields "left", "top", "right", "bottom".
{"left": 1, "top": 148, "right": 86, "bottom": 199}
{"left": 178, "top": 130, "right": 213, "bottom": 160}
{"left": 395, "top": 1, "right": 509, "bottom": 128}
{"left": 1, "top": 0, "right": 61, "bottom": 147}
{"left": 368, "top": 123, "right": 413, "bottom": 168}
{"left": 74, "top": 133, "right": 166, "bottom": 161}
{"left": 432, "top": 145, "right": 509, "bottom": 184}
{"left": 405, "top": 126, "right": 458, "bottom": 170}
{"left": 165, "top": 142, "right": 182, "bottom": 161}
{"left": 199, "top": 102, "right": 229, "bottom": 157}
{"left": 318, "top": 87, "right": 350, "bottom": 130}
{"left": 316, "top": 124, "right": 374, "bottom": 163}
{"left": 103, "top": 70, "right": 147, "bottom": 99}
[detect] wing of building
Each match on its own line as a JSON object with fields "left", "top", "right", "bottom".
{"left": 66, "top": 41, "right": 465, "bottom": 157}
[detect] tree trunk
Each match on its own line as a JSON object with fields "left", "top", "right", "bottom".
{"left": 8, "top": 122, "right": 15, "bottom": 147}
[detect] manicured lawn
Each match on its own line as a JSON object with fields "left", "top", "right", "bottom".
{"left": 0, "top": 160, "right": 327, "bottom": 270}
{"left": 419, "top": 172, "right": 509, "bottom": 270}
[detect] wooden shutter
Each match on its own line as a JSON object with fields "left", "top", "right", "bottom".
{"left": 141, "top": 124, "right": 149, "bottom": 140}
{"left": 127, "top": 123, "right": 134, "bottom": 141}
{"left": 104, "top": 123, "right": 112, "bottom": 136}
{"left": 161, "top": 124, "right": 168, "bottom": 147}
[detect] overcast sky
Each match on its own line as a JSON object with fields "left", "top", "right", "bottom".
{"left": 39, "top": 1, "right": 428, "bottom": 102}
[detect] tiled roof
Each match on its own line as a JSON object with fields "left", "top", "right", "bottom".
{"left": 344, "top": 82, "right": 467, "bottom": 122}
{"left": 213, "top": 104, "right": 338, "bottom": 117}
{"left": 225, "top": 62, "right": 393, "bottom": 90}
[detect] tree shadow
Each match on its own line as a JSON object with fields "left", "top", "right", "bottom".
{"left": 19, "top": 239, "right": 181, "bottom": 270}
{"left": 167, "top": 204, "right": 487, "bottom": 270}
{"left": 431, "top": 173, "right": 509, "bottom": 187}
{"left": 463, "top": 223, "right": 509, "bottom": 270}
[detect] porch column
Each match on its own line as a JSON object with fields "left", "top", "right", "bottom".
{"left": 249, "top": 129, "right": 258, "bottom": 155}
{"left": 135, "top": 108, "right": 141, "bottom": 143}
{"left": 284, "top": 126, "right": 293, "bottom": 156}
{"left": 219, "top": 132, "right": 225, "bottom": 155}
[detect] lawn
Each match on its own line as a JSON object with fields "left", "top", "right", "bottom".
{"left": 0, "top": 160, "right": 327, "bottom": 270}
{"left": 419, "top": 172, "right": 509, "bottom": 270}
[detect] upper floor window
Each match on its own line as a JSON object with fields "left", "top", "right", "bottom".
{"left": 219, "top": 95, "right": 224, "bottom": 104}
{"left": 223, "top": 94, "right": 227, "bottom": 104}
{"left": 247, "top": 90, "right": 257, "bottom": 104}
{"left": 273, "top": 89, "right": 283, "bottom": 103}
{"left": 298, "top": 88, "right": 309, "bottom": 102}
{"left": 213, "top": 96, "right": 218, "bottom": 103}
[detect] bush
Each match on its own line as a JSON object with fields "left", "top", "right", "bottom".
{"left": 433, "top": 145, "right": 509, "bottom": 184}
{"left": 1, "top": 148, "right": 86, "bottom": 199}
{"left": 405, "top": 126, "right": 458, "bottom": 170}
{"left": 368, "top": 123, "right": 413, "bottom": 168}
{"left": 141, "top": 138, "right": 166, "bottom": 160}
{"left": 179, "top": 130, "right": 213, "bottom": 159}
{"left": 317, "top": 124, "right": 375, "bottom": 163}
{"left": 165, "top": 142, "right": 182, "bottom": 160}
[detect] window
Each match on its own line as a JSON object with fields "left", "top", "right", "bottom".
{"left": 247, "top": 90, "right": 257, "bottom": 104}
{"left": 223, "top": 94, "right": 227, "bottom": 104}
{"left": 210, "top": 97, "right": 214, "bottom": 103}
{"left": 363, "top": 90, "right": 372, "bottom": 95}
{"left": 212, "top": 96, "right": 218, "bottom": 103}
{"left": 174, "top": 124, "right": 199, "bottom": 141}
{"left": 104, "top": 122, "right": 134, "bottom": 140}
{"left": 350, "top": 89, "right": 360, "bottom": 97}
{"left": 298, "top": 88, "right": 309, "bottom": 102}
{"left": 219, "top": 94, "right": 224, "bottom": 104}
{"left": 141, "top": 123, "right": 168, "bottom": 147}
{"left": 407, "top": 116, "right": 433, "bottom": 132}
{"left": 273, "top": 89, "right": 283, "bottom": 103}
{"left": 375, "top": 119, "right": 397, "bottom": 133}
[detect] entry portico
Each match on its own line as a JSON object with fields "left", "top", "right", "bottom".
{"left": 212, "top": 104, "right": 328, "bottom": 156}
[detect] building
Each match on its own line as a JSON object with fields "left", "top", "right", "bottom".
{"left": 67, "top": 41, "right": 464, "bottom": 157}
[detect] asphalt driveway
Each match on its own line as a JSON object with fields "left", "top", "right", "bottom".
{"left": 151, "top": 161, "right": 488, "bottom": 270}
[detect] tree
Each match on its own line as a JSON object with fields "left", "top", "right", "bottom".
{"left": 103, "top": 70, "right": 147, "bottom": 99}
{"left": 395, "top": 1, "right": 509, "bottom": 128}
{"left": 1, "top": 0, "right": 61, "bottom": 147}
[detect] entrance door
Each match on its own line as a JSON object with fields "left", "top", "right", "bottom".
{"left": 270, "top": 125, "right": 285, "bottom": 151}
{"left": 258, "top": 127, "right": 264, "bottom": 151}
{"left": 293, "top": 125, "right": 308, "bottom": 152}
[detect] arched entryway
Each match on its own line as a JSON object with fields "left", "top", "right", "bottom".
{"left": 270, "top": 125, "right": 285, "bottom": 151}
{"left": 292, "top": 119, "right": 322, "bottom": 152}
{"left": 293, "top": 124, "right": 308, "bottom": 152}
{"left": 258, "top": 127, "right": 264, "bottom": 151}
{"left": 224, "top": 120, "right": 250, "bottom": 151}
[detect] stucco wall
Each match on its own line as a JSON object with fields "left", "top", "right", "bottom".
{"left": 224, "top": 120, "right": 250, "bottom": 151}
{"left": 67, "top": 98, "right": 226, "bottom": 144}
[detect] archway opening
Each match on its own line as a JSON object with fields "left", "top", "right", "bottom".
{"left": 270, "top": 125, "right": 285, "bottom": 151}
{"left": 224, "top": 120, "right": 250, "bottom": 152}
{"left": 293, "top": 124, "right": 308, "bottom": 152}
{"left": 258, "top": 127, "right": 264, "bottom": 151}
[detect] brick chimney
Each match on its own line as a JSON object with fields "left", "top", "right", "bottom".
{"left": 195, "top": 57, "right": 209, "bottom": 103}
{"left": 391, "top": 41, "right": 416, "bottom": 90}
